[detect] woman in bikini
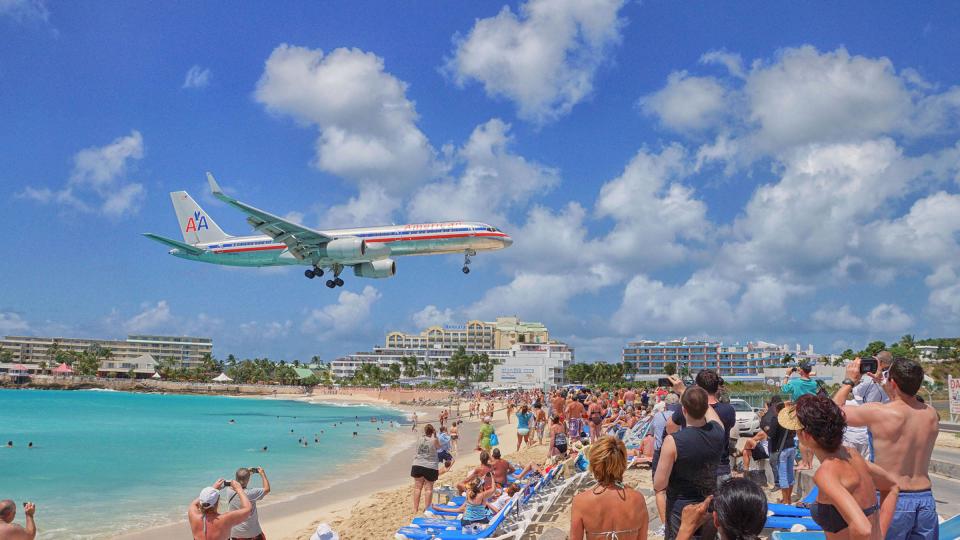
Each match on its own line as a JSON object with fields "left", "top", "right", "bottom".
{"left": 549, "top": 414, "right": 568, "bottom": 458}
{"left": 570, "top": 436, "right": 648, "bottom": 539}
{"left": 587, "top": 397, "right": 604, "bottom": 444}
{"left": 780, "top": 394, "right": 899, "bottom": 540}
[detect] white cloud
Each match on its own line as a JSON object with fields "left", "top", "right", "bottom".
{"left": 811, "top": 305, "right": 865, "bottom": 332}
{"left": 0, "top": 0, "right": 48, "bottom": 21}
{"left": 699, "top": 50, "right": 745, "bottom": 79}
{"left": 412, "top": 305, "right": 455, "bottom": 329}
{"left": 865, "top": 304, "right": 913, "bottom": 333}
{"left": 255, "top": 45, "right": 437, "bottom": 196}
{"left": 446, "top": 0, "right": 626, "bottom": 123}
{"left": 301, "top": 286, "right": 381, "bottom": 337}
{"left": 611, "top": 270, "right": 740, "bottom": 334}
{"left": 640, "top": 71, "right": 728, "bottom": 132}
{"left": 408, "top": 118, "right": 559, "bottom": 223}
{"left": 0, "top": 311, "right": 30, "bottom": 335}
{"left": 926, "top": 265, "right": 960, "bottom": 323}
{"left": 124, "top": 301, "right": 173, "bottom": 333}
{"left": 19, "top": 130, "right": 146, "bottom": 218}
{"left": 323, "top": 185, "right": 400, "bottom": 228}
{"left": 239, "top": 320, "right": 293, "bottom": 340}
{"left": 182, "top": 65, "right": 211, "bottom": 89}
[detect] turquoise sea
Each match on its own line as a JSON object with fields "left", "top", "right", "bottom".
{"left": 0, "top": 389, "right": 407, "bottom": 539}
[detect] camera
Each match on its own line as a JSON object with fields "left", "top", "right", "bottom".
{"left": 860, "top": 357, "right": 878, "bottom": 374}
{"left": 248, "top": 467, "right": 260, "bottom": 473}
{"left": 657, "top": 377, "right": 671, "bottom": 387}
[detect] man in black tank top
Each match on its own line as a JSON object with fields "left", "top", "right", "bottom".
{"left": 654, "top": 382, "right": 726, "bottom": 540}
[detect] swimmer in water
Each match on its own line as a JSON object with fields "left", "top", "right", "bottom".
{"left": 5, "top": 441, "right": 11, "bottom": 448}
{"left": 229, "top": 419, "right": 235, "bottom": 424}
{"left": 28, "top": 442, "right": 33, "bottom": 449}
{"left": 262, "top": 446, "right": 268, "bottom": 452}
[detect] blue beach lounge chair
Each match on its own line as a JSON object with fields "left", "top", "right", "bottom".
{"left": 396, "top": 497, "right": 517, "bottom": 539}
{"left": 767, "top": 486, "right": 818, "bottom": 518}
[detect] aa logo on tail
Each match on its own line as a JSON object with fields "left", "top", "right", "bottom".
{"left": 185, "top": 211, "right": 209, "bottom": 233}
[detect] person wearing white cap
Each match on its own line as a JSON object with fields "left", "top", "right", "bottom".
{"left": 188, "top": 478, "right": 252, "bottom": 540}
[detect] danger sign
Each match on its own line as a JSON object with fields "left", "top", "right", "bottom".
{"left": 950, "top": 376, "right": 960, "bottom": 415}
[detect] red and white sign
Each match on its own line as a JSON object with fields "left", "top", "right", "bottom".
{"left": 949, "top": 376, "right": 960, "bottom": 415}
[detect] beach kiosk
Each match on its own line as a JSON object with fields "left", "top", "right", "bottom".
{"left": 52, "top": 363, "right": 74, "bottom": 376}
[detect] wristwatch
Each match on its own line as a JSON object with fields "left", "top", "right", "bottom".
{"left": 842, "top": 378, "right": 855, "bottom": 387}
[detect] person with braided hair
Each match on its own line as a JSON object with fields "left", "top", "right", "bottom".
{"left": 780, "top": 394, "right": 899, "bottom": 540}
{"left": 675, "top": 477, "right": 767, "bottom": 540}
{"left": 570, "top": 436, "right": 649, "bottom": 539}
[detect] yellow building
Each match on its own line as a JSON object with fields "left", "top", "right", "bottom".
{"left": 384, "top": 316, "right": 549, "bottom": 352}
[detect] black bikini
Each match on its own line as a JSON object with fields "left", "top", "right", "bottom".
{"left": 810, "top": 501, "right": 879, "bottom": 533}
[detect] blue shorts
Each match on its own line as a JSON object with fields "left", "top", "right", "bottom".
{"left": 886, "top": 489, "right": 938, "bottom": 540}
{"left": 777, "top": 447, "right": 796, "bottom": 488}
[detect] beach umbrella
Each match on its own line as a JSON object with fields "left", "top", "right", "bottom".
{"left": 212, "top": 372, "right": 233, "bottom": 383}
{"left": 52, "top": 363, "right": 73, "bottom": 375}
{"left": 151, "top": 372, "right": 162, "bottom": 379}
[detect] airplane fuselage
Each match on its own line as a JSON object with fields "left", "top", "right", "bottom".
{"left": 168, "top": 221, "right": 512, "bottom": 268}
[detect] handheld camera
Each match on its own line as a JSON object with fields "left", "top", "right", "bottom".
{"left": 860, "top": 357, "right": 878, "bottom": 374}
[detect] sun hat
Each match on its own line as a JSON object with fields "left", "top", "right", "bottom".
{"left": 777, "top": 404, "right": 803, "bottom": 431}
{"left": 198, "top": 487, "right": 220, "bottom": 509}
{"left": 310, "top": 523, "right": 339, "bottom": 540}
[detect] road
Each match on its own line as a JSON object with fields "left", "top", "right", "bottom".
{"left": 932, "top": 446, "right": 960, "bottom": 518}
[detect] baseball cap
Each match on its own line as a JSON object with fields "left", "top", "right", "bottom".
{"left": 198, "top": 487, "right": 220, "bottom": 509}
{"left": 310, "top": 523, "right": 339, "bottom": 540}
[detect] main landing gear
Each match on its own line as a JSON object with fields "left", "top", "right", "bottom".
{"left": 325, "top": 264, "right": 345, "bottom": 289}
{"left": 462, "top": 250, "right": 476, "bottom": 274}
{"left": 304, "top": 266, "right": 325, "bottom": 279}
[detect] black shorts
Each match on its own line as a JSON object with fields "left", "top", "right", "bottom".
{"left": 555, "top": 444, "right": 568, "bottom": 454}
{"left": 411, "top": 465, "right": 439, "bottom": 482}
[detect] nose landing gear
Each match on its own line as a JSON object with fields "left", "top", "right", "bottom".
{"left": 462, "top": 250, "right": 476, "bottom": 274}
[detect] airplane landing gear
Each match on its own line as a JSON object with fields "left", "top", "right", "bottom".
{"left": 462, "top": 250, "right": 475, "bottom": 274}
{"left": 325, "top": 265, "right": 345, "bottom": 288}
{"left": 305, "top": 266, "right": 325, "bottom": 279}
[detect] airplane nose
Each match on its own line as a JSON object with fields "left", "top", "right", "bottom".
{"left": 502, "top": 236, "right": 513, "bottom": 247}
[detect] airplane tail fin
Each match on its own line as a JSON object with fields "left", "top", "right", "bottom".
{"left": 170, "top": 191, "right": 231, "bottom": 244}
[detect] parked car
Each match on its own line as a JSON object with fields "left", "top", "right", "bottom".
{"left": 729, "top": 399, "right": 761, "bottom": 436}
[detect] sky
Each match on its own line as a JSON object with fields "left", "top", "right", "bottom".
{"left": 2, "top": 0, "right": 959, "bottom": 363}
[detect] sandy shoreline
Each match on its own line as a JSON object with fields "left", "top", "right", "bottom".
{"left": 119, "top": 391, "right": 458, "bottom": 540}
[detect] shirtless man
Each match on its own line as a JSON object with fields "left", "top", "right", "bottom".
{"left": 0, "top": 500, "right": 36, "bottom": 540}
{"left": 551, "top": 391, "right": 566, "bottom": 422}
{"left": 188, "top": 478, "right": 252, "bottom": 540}
{"left": 457, "top": 451, "right": 494, "bottom": 493}
{"left": 490, "top": 448, "right": 514, "bottom": 487}
{"left": 833, "top": 357, "right": 940, "bottom": 540}
{"left": 565, "top": 395, "right": 585, "bottom": 439}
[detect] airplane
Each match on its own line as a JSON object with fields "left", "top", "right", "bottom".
{"left": 143, "top": 173, "right": 513, "bottom": 288}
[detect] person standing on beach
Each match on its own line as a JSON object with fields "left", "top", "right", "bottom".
{"left": 0, "top": 499, "right": 37, "bottom": 540}
{"left": 570, "top": 436, "right": 648, "bottom": 540}
{"left": 516, "top": 404, "right": 533, "bottom": 450}
{"left": 227, "top": 467, "right": 270, "bottom": 540}
{"left": 833, "top": 357, "right": 940, "bottom": 540}
{"left": 782, "top": 362, "right": 819, "bottom": 470}
{"left": 188, "top": 479, "right": 252, "bottom": 540}
{"left": 476, "top": 416, "right": 495, "bottom": 452}
{"left": 533, "top": 403, "right": 548, "bottom": 445}
{"left": 449, "top": 421, "right": 460, "bottom": 455}
{"left": 410, "top": 423, "right": 441, "bottom": 513}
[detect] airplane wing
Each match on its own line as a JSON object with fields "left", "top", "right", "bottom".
{"left": 206, "top": 172, "right": 333, "bottom": 261}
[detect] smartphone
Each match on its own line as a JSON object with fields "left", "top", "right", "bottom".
{"left": 657, "top": 377, "right": 671, "bottom": 387}
{"left": 860, "top": 357, "right": 878, "bottom": 374}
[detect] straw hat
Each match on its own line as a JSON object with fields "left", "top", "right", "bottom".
{"left": 777, "top": 404, "right": 803, "bottom": 431}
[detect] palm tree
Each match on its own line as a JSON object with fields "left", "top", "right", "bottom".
{"left": 400, "top": 356, "right": 419, "bottom": 378}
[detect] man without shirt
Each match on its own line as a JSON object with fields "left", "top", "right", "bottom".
{"left": 833, "top": 357, "right": 940, "bottom": 540}
{"left": 0, "top": 499, "right": 36, "bottom": 540}
{"left": 188, "top": 478, "right": 252, "bottom": 540}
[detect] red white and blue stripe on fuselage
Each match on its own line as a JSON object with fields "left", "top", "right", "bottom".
{"left": 190, "top": 222, "right": 511, "bottom": 267}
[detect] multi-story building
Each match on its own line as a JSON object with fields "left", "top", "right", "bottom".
{"left": 0, "top": 334, "right": 213, "bottom": 372}
{"left": 332, "top": 317, "right": 570, "bottom": 387}
{"left": 384, "top": 316, "right": 549, "bottom": 351}
{"left": 622, "top": 339, "right": 818, "bottom": 377}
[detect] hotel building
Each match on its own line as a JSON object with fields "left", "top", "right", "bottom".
{"left": 622, "top": 339, "right": 818, "bottom": 377}
{"left": 331, "top": 317, "right": 572, "bottom": 388}
{"left": 0, "top": 334, "right": 213, "bottom": 374}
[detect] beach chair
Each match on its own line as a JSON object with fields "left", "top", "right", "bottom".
{"left": 770, "top": 533, "right": 825, "bottom": 540}
{"left": 939, "top": 513, "right": 960, "bottom": 539}
{"left": 767, "top": 486, "right": 818, "bottom": 518}
{"left": 764, "top": 515, "right": 822, "bottom": 531}
{"left": 397, "top": 497, "right": 519, "bottom": 540}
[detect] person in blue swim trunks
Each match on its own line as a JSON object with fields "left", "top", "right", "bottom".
{"left": 834, "top": 357, "right": 941, "bottom": 540}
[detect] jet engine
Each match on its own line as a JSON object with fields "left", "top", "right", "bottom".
{"left": 353, "top": 259, "right": 396, "bottom": 278}
{"left": 324, "top": 237, "right": 366, "bottom": 259}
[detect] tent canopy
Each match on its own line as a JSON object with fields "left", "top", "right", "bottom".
{"left": 151, "top": 372, "right": 162, "bottom": 379}
{"left": 52, "top": 363, "right": 73, "bottom": 374}
{"left": 212, "top": 372, "right": 233, "bottom": 382}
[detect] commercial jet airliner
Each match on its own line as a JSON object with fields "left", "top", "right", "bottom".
{"left": 144, "top": 173, "right": 513, "bottom": 288}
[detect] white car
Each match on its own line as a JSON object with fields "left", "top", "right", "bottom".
{"left": 730, "top": 399, "right": 761, "bottom": 436}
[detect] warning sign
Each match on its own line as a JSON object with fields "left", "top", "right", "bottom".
{"left": 950, "top": 375, "right": 960, "bottom": 415}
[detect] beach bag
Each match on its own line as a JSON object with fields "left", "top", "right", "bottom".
{"left": 489, "top": 432, "right": 499, "bottom": 447}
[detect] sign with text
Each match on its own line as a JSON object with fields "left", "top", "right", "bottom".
{"left": 949, "top": 375, "right": 960, "bottom": 416}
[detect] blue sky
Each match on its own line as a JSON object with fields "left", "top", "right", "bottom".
{"left": 2, "top": 0, "right": 959, "bottom": 363}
